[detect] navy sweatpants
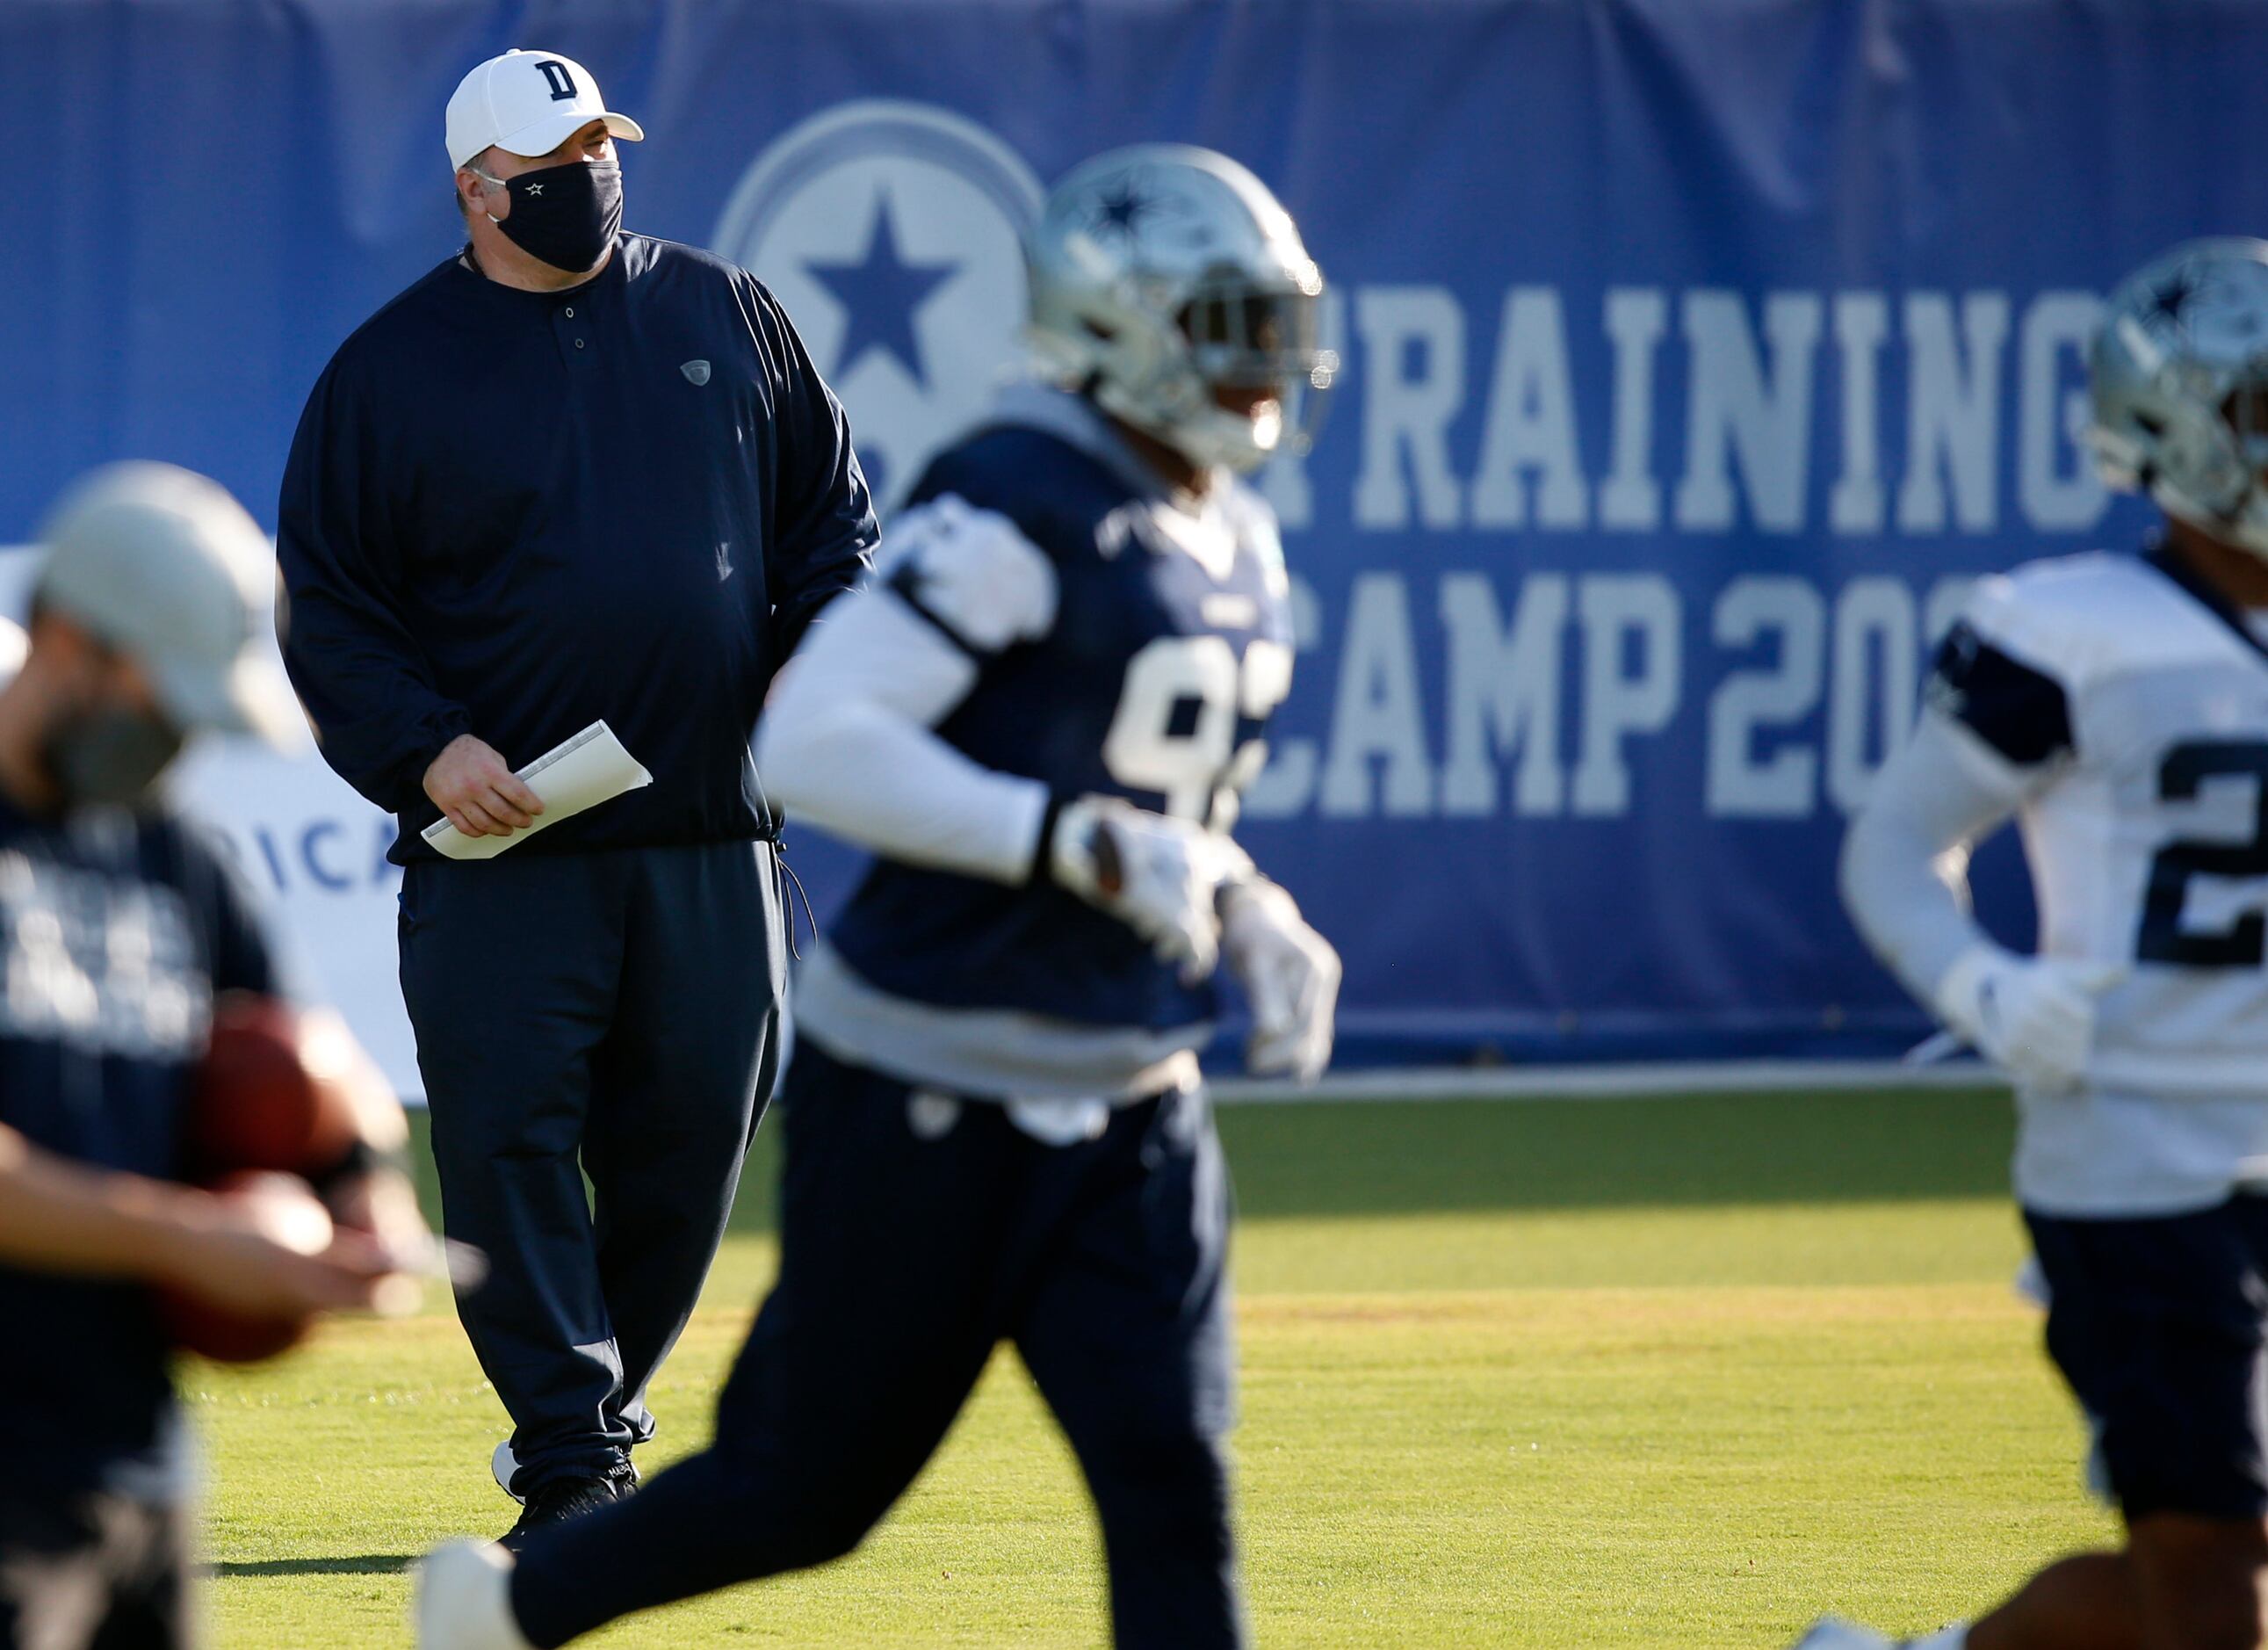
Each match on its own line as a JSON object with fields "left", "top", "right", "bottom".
{"left": 399, "top": 840, "right": 785, "bottom": 1494}
{"left": 509, "top": 1042, "right": 1246, "bottom": 1648}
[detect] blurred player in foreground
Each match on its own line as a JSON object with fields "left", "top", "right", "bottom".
{"left": 416, "top": 145, "right": 1341, "bottom": 1649}
{"left": 0, "top": 464, "right": 424, "bottom": 1650}
{"left": 1811, "top": 240, "right": 2268, "bottom": 1650}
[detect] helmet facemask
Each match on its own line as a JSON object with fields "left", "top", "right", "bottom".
{"left": 2102, "top": 371, "right": 2268, "bottom": 561}
{"left": 1172, "top": 271, "right": 1338, "bottom": 472}
{"left": 1081, "top": 271, "right": 1337, "bottom": 475}
{"left": 2211, "top": 380, "right": 2268, "bottom": 558}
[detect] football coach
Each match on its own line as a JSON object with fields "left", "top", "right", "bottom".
{"left": 277, "top": 48, "right": 877, "bottom": 1546}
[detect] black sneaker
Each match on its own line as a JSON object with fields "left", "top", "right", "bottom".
{"left": 498, "top": 1462, "right": 637, "bottom": 1552}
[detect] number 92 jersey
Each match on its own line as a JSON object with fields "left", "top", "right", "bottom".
{"left": 1933, "top": 546, "right": 2268, "bottom": 1099}
{"left": 824, "top": 387, "right": 1294, "bottom": 1046}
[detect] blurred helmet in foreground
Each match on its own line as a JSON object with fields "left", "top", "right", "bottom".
{"left": 2091, "top": 238, "right": 2268, "bottom": 557}
{"left": 1025, "top": 144, "right": 1337, "bottom": 474}
{"left": 35, "top": 463, "right": 303, "bottom": 749}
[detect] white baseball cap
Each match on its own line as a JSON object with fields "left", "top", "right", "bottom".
{"left": 445, "top": 48, "right": 645, "bottom": 171}
{"left": 33, "top": 463, "right": 306, "bottom": 751}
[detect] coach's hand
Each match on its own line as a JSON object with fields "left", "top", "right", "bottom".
{"left": 1223, "top": 880, "right": 1340, "bottom": 1083}
{"left": 423, "top": 735, "right": 544, "bottom": 838}
{"left": 1932, "top": 944, "right": 2124, "bottom": 1095}
{"left": 1050, "top": 796, "right": 1252, "bottom": 983}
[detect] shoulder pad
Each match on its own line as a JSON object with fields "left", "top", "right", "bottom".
{"left": 880, "top": 495, "right": 1058, "bottom": 656}
{"left": 1961, "top": 552, "right": 2254, "bottom": 694}
{"left": 908, "top": 427, "right": 1137, "bottom": 569}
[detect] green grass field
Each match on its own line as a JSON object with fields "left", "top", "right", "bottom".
{"left": 187, "top": 1089, "right": 2115, "bottom": 1647}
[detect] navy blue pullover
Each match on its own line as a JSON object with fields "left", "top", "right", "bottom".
{"left": 278, "top": 234, "right": 877, "bottom": 862}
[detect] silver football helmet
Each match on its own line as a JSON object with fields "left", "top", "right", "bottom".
{"left": 1025, "top": 144, "right": 1337, "bottom": 474}
{"left": 2091, "top": 237, "right": 2268, "bottom": 557}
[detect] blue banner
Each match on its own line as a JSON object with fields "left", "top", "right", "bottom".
{"left": 5, "top": 1, "right": 2262, "bottom": 1066}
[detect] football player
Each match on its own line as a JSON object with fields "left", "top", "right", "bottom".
{"left": 0, "top": 464, "right": 425, "bottom": 1650}
{"left": 1804, "top": 240, "right": 2268, "bottom": 1650}
{"left": 415, "top": 145, "right": 1340, "bottom": 1649}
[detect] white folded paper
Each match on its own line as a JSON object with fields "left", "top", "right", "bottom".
{"left": 421, "top": 720, "right": 652, "bottom": 862}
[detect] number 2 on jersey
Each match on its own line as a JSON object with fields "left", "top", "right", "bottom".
{"left": 1101, "top": 635, "right": 1293, "bottom": 824}
{"left": 2136, "top": 739, "right": 2268, "bottom": 966}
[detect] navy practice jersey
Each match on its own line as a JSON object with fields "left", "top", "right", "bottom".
{"left": 0, "top": 795, "right": 275, "bottom": 1494}
{"left": 825, "top": 392, "right": 1293, "bottom": 1045}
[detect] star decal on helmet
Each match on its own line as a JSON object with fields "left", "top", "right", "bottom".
{"left": 1089, "top": 178, "right": 1155, "bottom": 238}
{"left": 2149, "top": 271, "right": 2197, "bottom": 323}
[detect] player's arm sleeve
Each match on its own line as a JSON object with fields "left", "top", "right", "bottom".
{"left": 0, "top": 1122, "right": 210, "bottom": 1282}
{"left": 274, "top": 364, "right": 471, "bottom": 814}
{"left": 748, "top": 278, "right": 880, "bottom": 662}
{"left": 1838, "top": 607, "right": 2072, "bottom": 1006}
{"left": 755, "top": 496, "right": 1058, "bottom": 883}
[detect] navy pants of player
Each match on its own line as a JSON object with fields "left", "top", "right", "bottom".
{"left": 399, "top": 841, "right": 786, "bottom": 1495}
{"left": 508, "top": 1042, "right": 1245, "bottom": 1648}
{"left": 2027, "top": 1193, "right": 2268, "bottom": 1521}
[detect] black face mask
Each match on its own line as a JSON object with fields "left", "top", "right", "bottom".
{"left": 487, "top": 159, "right": 622, "bottom": 274}
{"left": 41, "top": 705, "right": 184, "bottom": 813}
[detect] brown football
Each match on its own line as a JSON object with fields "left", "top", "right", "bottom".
{"left": 158, "top": 1170, "right": 333, "bottom": 1364}
{"left": 184, "top": 997, "right": 361, "bottom": 1177}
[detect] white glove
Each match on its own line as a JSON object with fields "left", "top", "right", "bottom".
{"left": 1050, "top": 796, "right": 1253, "bottom": 981}
{"left": 1932, "top": 944, "right": 2124, "bottom": 1095}
{"left": 1222, "top": 880, "right": 1340, "bottom": 1082}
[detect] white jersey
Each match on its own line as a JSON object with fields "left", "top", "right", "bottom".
{"left": 1931, "top": 548, "right": 2268, "bottom": 1212}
